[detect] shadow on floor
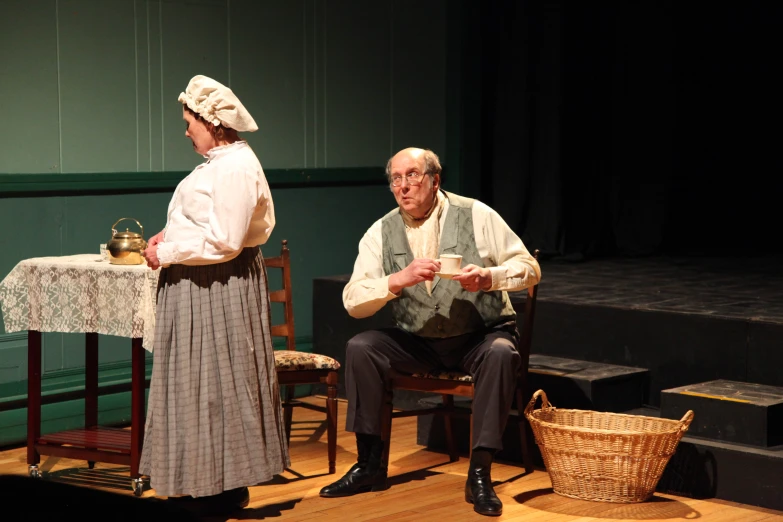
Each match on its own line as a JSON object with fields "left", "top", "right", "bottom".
{"left": 514, "top": 487, "right": 701, "bottom": 519}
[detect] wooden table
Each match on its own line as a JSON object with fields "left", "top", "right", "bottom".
{"left": 0, "top": 254, "right": 158, "bottom": 496}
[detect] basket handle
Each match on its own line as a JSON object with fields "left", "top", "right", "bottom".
{"left": 679, "top": 410, "right": 695, "bottom": 431}
{"left": 524, "top": 389, "right": 553, "bottom": 416}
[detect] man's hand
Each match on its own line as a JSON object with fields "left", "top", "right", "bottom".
{"left": 452, "top": 264, "right": 492, "bottom": 292}
{"left": 388, "top": 258, "right": 441, "bottom": 295}
{"left": 142, "top": 243, "right": 161, "bottom": 270}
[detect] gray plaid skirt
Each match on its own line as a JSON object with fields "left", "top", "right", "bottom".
{"left": 139, "top": 247, "right": 290, "bottom": 498}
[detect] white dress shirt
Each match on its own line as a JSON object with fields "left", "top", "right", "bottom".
{"left": 343, "top": 193, "right": 542, "bottom": 318}
{"left": 157, "top": 141, "right": 275, "bottom": 266}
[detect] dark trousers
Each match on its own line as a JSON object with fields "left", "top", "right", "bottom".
{"left": 344, "top": 323, "right": 521, "bottom": 451}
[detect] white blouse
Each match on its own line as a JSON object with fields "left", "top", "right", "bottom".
{"left": 156, "top": 141, "right": 275, "bottom": 266}
{"left": 342, "top": 193, "right": 542, "bottom": 319}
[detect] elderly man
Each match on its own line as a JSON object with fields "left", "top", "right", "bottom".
{"left": 319, "top": 147, "right": 541, "bottom": 516}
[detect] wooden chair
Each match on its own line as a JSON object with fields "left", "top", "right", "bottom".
{"left": 266, "top": 239, "right": 340, "bottom": 474}
{"left": 380, "top": 249, "right": 540, "bottom": 474}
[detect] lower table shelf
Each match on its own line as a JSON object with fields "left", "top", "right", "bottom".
{"left": 37, "top": 427, "right": 133, "bottom": 466}
{"left": 27, "top": 332, "right": 148, "bottom": 496}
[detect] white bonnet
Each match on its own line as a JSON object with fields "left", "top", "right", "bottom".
{"left": 178, "top": 75, "right": 258, "bottom": 132}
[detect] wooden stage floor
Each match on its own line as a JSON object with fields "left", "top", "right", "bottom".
{"left": 1, "top": 396, "right": 781, "bottom": 521}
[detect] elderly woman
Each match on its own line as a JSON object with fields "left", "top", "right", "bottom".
{"left": 140, "top": 75, "right": 289, "bottom": 514}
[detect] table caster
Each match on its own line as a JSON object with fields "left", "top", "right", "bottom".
{"left": 132, "top": 477, "right": 145, "bottom": 497}
{"left": 28, "top": 465, "right": 42, "bottom": 479}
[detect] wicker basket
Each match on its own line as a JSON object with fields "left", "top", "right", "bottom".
{"left": 524, "top": 389, "right": 694, "bottom": 503}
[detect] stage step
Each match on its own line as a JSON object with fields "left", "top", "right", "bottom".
{"left": 658, "top": 434, "right": 783, "bottom": 511}
{"left": 391, "top": 355, "right": 651, "bottom": 413}
{"left": 528, "top": 354, "right": 649, "bottom": 412}
{"left": 660, "top": 379, "right": 783, "bottom": 447}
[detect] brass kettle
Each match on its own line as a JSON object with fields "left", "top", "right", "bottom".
{"left": 107, "top": 218, "right": 148, "bottom": 265}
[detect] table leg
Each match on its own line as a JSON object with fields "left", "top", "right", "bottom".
{"left": 130, "top": 337, "right": 145, "bottom": 479}
{"left": 27, "top": 331, "right": 41, "bottom": 473}
{"left": 85, "top": 333, "right": 98, "bottom": 428}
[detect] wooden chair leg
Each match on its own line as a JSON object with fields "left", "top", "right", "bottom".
{"left": 469, "top": 411, "right": 474, "bottom": 461}
{"left": 326, "top": 372, "right": 338, "bottom": 474}
{"left": 516, "top": 380, "right": 533, "bottom": 474}
{"left": 442, "top": 394, "right": 459, "bottom": 462}
{"left": 284, "top": 384, "right": 295, "bottom": 444}
{"left": 380, "top": 385, "right": 393, "bottom": 470}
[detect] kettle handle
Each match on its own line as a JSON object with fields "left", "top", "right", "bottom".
{"left": 111, "top": 217, "right": 144, "bottom": 238}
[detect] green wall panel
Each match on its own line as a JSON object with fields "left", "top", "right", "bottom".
{"left": 392, "top": 0, "right": 447, "bottom": 157}
{"left": 0, "top": 0, "right": 60, "bottom": 174}
{"left": 60, "top": 192, "right": 170, "bottom": 366}
{"left": 0, "top": 192, "right": 170, "bottom": 375}
{"left": 0, "top": 180, "right": 390, "bottom": 377}
{"left": 0, "top": 333, "right": 26, "bottom": 388}
{"left": 0, "top": 197, "right": 66, "bottom": 278}
{"left": 0, "top": 0, "right": 448, "bottom": 177}
{"left": 230, "top": 0, "right": 306, "bottom": 168}
{"left": 263, "top": 182, "right": 394, "bottom": 333}
{"left": 0, "top": 390, "right": 150, "bottom": 448}
{"left": 62, "top": 193, "right": 170, "bottom": 257}
{"left": 147, "top": 0, "right": 164, "bottom": 171}
{"left": 60, "top": 334, "right": 151, "bottom": 369}
{"left": 311, "top": 0, "right": 326, "bottom": 167}
{"left": 134, "top": 0, "right": 152, "bottom": 172}
{"left": 0, "top": 192, "right": 169, "bottom": 289}
{"left": 160, "top": 0, "right": 229, "bottom": 171}
{"left": 325, "top": 1, "right": 392, "bottom": 167}
{"left": 58, "top": 0, "right": 138, "bottom": 173}
{"left": 0, "top": 0, "right": 451, "bottom": 440}
{"left": 42, "top": 333, "right": 63, "bottom": 374}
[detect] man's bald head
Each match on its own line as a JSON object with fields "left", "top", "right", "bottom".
{"left": 385, "top": 147, "right": 442, "bottom": 184}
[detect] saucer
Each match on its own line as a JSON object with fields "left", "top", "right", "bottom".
{"left": 435, "top": 272, "right": 460, "bottom": 280}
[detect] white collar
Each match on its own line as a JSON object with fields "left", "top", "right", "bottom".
{"left": 204, "top": 140, "right": 247, "bottom": 161}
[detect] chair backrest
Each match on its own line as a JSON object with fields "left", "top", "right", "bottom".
{"left": 518, "top": 249, "right": 541, "bottom": 361}
{"left": 264, "top": 239, "right": 296, "bottom": 351}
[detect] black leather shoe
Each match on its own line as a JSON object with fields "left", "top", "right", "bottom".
{"left": 319, "top": 463, "right": 388, "bottom": 497}
{"left": 169, "top": 486, "right": 249, "bottom": 515}
{"left": 222, "top": 486, "right": 250, "bottom": 509}
{"left": 321, "top": 432, "right": 388, "bottom": 497}
{"left": 464, "top": 449, "right": 502, "bottom": 516}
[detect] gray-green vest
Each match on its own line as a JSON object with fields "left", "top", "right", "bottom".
{"left": 381, "top": 191, "right": 516, "bottom": 338}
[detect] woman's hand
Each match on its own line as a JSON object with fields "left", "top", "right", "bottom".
{"left": 148, "top": 230, "right": 165, "bottom": 249}
{"left": 142, "top": 243, "right": 161, "bottom": 270}
{"left": 142, "top": 230, "right": 164, "bottom": 269}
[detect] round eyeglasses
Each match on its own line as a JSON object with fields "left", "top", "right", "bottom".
{"left": 390, "top": 172, "right": 426, "bottom": 187}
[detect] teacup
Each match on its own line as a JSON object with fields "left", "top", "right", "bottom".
{"left": 439, "top": 254, "right": 462, "bottom": 274}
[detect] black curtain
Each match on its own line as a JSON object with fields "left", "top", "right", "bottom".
{"left": 477, "top": 1, "right": 783, "bottom": 260}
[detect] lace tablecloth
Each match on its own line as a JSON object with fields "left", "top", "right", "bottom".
{"left": 0, "top": 254, "right": 159, "bottom": 351}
